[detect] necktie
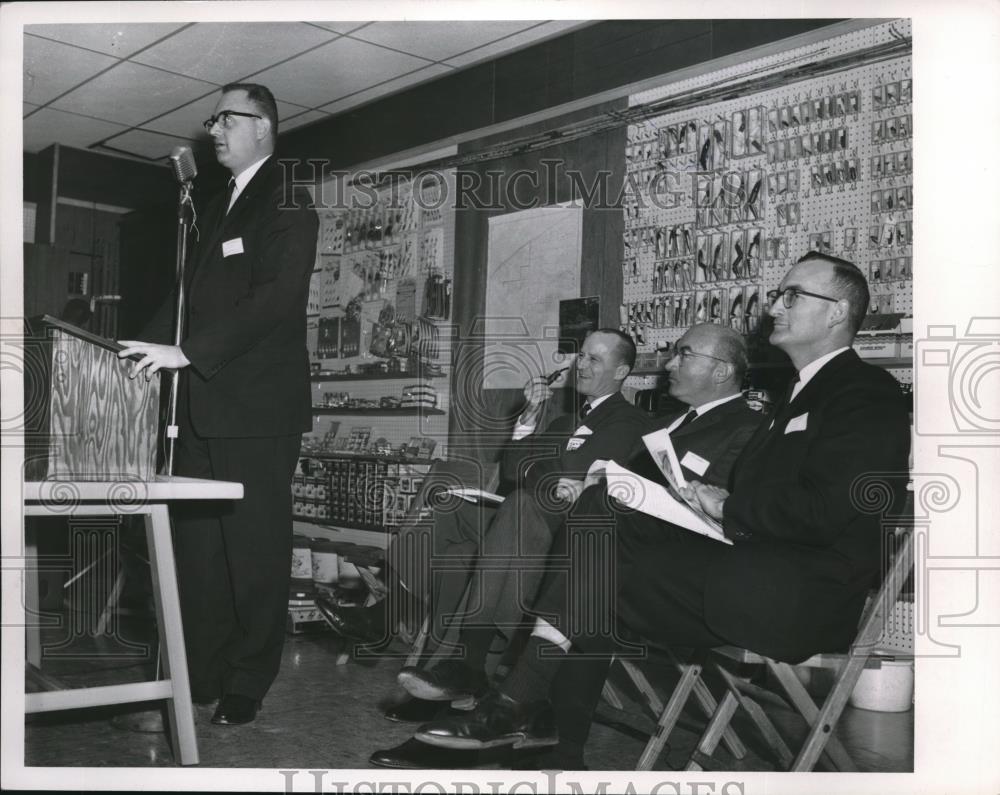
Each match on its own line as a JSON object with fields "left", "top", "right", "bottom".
{"left": 580, "top": 402, "right": 592, "bottom": 418}
{"left": 779, "top": 373, "right": 800, "bottom": 411}
{"left": 224, "top": 177, "right": 236, "bottom": 215}
{"left": 767, "top": 373, "right": 800, "bottom": 427}
{"left": 670, "top": 409, "right": 698, "bottom": 435}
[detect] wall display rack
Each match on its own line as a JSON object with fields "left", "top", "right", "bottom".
{"left": 621, "top": 19, "right": 913, "bottom": 391}
{"left": 292, "top": 453, "right": 434, "bottom": 531}
{"left": 304, "top": 169, "right": 456, "bottom": 465}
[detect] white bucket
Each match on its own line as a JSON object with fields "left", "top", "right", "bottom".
{"left": 849, "top": 659, "right": 913, "bottom": 712}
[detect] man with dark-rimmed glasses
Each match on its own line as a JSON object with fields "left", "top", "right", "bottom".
{"left": 411, "top": 252, "right": 910, "bottom": 770}
{"left": 119, "top": 83, "right": 317, "bottom": 726}
{"left": 372, "top": 322, "right": 760, "bottom": 768}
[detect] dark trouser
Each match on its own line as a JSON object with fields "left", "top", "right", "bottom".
{"left": 390, "top": 496, "right": 496, "bottom": 654}
{"left": 391, "top": 486, "right": 570, "bottom": 663}
{"left": 466, "top": 488, "right": 569, "bottom": 636}
{"left": 528, "top": 486, "right": 730, "bottom": 749}
{"left": 172, "top": 420, "right": 301, "bottom": 701}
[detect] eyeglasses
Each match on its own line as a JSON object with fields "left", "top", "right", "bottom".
{"left": 202, "top": 110, "right": 262, "bottom": 132}
{"left": 766, "top": 287, "right": 840, "bottom": 308}
{"left": 667, "top": 347, "right": 731, "bottom": 366}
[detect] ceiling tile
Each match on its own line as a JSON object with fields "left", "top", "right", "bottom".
{"left": 280, "top": 110, "right": 332, "bottom": 132}
{"left": 132, "top": 21, "right": 339, "bottom": 84}
{"left": 309, "top": 22, "right": 371, "bottom": 35}
{"left": 25, "top": 22, "right": 187, "bottom": 58}
{"left": 50, "top": 61, "right": 217, "bottom": 127}
{"left": 318, "top": 63, "right": 452, "bottom": 115}
{"left": 22, "top": 107, "right": 130, "bottom": 153}
{"left": 248, "top": 35, "right": 432, "bottom": 107}
{"left": 444, "top": 21, "right": 589, "bottom": 68}
{"left": 98, "top": 128, "right": 197, "bottom": 162}
{"left": 350, "top": 21, "right": 537, "bottom": 62}
{"left": 23, "top": 35, "right": 118, "bottom": 105}
{"left": 142, "top": 94, "right": 312, "bottom": 140}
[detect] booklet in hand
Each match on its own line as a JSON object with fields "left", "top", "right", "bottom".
{"left": 604, "top": 459, "right": 731, "bottom": 545}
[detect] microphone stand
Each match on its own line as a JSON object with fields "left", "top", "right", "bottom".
{"left": 165, "top": 179, "right": 194, "bottom": 476}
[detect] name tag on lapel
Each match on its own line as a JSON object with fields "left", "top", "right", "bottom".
{"left": 785, "top": 412, "right": 809, "bottom": 434}
{"left": 680, "top": 450, "right": 710, "bottom": 476}
{"left": 222, "top": 237, "right": 244, "bottom": 257}
{"left": 566, "top": 437, "right": 586, "bottom": 451}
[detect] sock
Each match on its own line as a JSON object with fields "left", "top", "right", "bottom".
{"left": 455, "top": 625, "right": 494, "bottom": 671}
{"left": 499, "top": 635, "right": 567, "bottom": 703}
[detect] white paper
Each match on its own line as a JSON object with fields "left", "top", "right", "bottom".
{"left": 642, "top": 428, "right": 686, "bottom": 486}
{"left": 443, "top": 487, "right": 505, "bottom": 505}
{"left": 680, "top": 449, "right": 710, "bottom": 477}
{"left": 604, "top": 461, "right": 732, "bottom": 545}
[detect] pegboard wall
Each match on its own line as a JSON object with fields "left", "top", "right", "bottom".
{"left": 304, "top": 169, "right": 456, "bottom": 457}
{"left": 622, "top": 18, "right": 913, "bottom": 379}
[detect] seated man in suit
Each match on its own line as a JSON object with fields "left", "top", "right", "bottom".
{"left": 370, "top": 323, "right": 760, "bottom": 768}
{"left": 320, "top": 330, "right": 647, "bottom": 689}
{"left": 412, "top": 252, "right": 911, "bottom": 770}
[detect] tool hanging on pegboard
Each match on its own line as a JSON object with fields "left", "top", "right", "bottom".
{"left": 423, "top": 272, "right": 451, "bottom": 320}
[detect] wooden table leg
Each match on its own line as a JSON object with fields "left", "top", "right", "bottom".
{"left": 145, "top": 504, "right": 199, "bottom": 766}
{"left": 25, "top": 532, "right": 42, "bottom": 668}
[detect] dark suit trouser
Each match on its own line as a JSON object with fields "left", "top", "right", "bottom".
{"left": 465, "top": 488, "right": 569, "bottom": 638}
{"left": 172, "top": 411, "right": 301, "bottom": 701}
{"left": 389, "top": 499, "right": 495, "bottom": 654}
{"left": 529, "top": 486, "right": 730, "bottom": 748}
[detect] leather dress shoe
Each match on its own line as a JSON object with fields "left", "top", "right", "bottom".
{"left": 384, "top": 697, "right": 449, "bottom": 723}
{"left": 397, "top": 660, "right": 488, "bottom": 701}
{"left": 414, "top": 689, "right": 557, "bottom": 750}
{"left": 316, "top": 598, "right": 386, "bottom": 643}
{"left": 211, "top": 694, "right": 260, "bottom": 726}
{"left": 369, "top": 737, "right": 485, "bottom": 769}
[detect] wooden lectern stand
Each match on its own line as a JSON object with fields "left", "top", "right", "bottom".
{"left": 24, "top": 315, "right": 160, "bottom": 481}
{"left": 22, "top": 316, "right": 243, "bottom": 766}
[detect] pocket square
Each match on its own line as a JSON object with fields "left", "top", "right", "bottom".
{"left": 785, "top": 412, "right": 809, "bottom": 434}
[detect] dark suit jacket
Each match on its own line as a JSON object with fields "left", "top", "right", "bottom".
{"left": 143, "top": 156, "right": 318, "bottom": 437}
{"left": 627, "top": 396, "right": 762, "bottom": 489}
{"left": 707, "top": 349, "right": 910, "bottom": 662}
{"left": 499, "top": 391, "right": 650, "bottom": 494}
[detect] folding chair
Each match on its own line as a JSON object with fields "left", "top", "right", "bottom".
{"left": 629, "top": 524, "right": 914, "bottom": 772}
{"left": 618, "top": 651, "right": 747, "bottom": 769}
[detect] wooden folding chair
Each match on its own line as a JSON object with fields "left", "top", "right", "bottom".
{"left": 618, "top": 651, "right": 747, "bottom": 770}
{"left": 626, "top": 525, "right": 913, "bottom": 772}
{"left": 689, "top": 526, "right": 914, "bottom": 771}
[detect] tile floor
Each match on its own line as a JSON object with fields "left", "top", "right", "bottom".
{"left": 24, "top": 611, "right": 913, "bottom": 773}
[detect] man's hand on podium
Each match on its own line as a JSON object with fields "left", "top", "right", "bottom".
{"left": 118, "top": 341, "right": 191, "bottom": 380}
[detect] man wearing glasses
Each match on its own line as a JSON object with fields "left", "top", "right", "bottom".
{"left": 370, "top": 323, "right": 760, "bottom": 768}
{"left": 412, "top": 252, "right": 910, "bottom": 770}
{"left": 119, "top": 84, "right": 318, "bottom": 726}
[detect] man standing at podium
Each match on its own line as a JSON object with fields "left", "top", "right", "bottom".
{"left": 119, "top": 83, "right": 318, "bottom": 725}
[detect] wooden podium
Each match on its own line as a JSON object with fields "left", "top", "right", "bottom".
{"left": 22, "top": 316, "right": 243, "bottom": 766}
{"left": 24, "top": 315, "right": 160, "bottom": 481}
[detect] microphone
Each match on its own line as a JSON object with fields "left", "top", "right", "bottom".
{"left": 169, "top": 145, "right": 197, "bottom": 184}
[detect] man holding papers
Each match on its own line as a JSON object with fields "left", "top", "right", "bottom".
{"left": 366, "top": 330, "right": 648, "bottom": 768}
{"left": 413, "top": 253, "right": 910, "bottom": 771}
{"left": 622, "top": 322, "right": 761, "bottom": 490}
